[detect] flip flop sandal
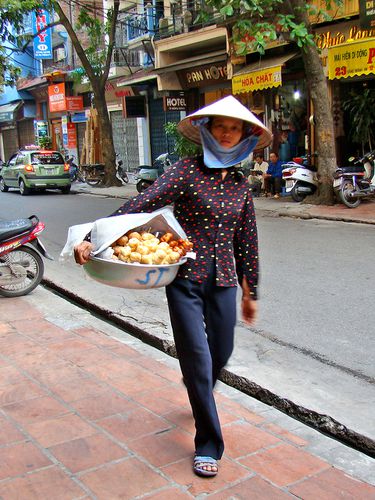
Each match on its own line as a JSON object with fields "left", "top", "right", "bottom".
{"left": 193, "top": 455, "right": 218, "bottom": 477}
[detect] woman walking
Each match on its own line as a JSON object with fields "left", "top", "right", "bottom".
{"left": 74, "top": 95, "right": 272, "bottom": 477}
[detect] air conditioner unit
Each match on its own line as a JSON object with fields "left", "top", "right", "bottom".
{"left": 55, "top": 48, "right": 66, "bottom": 62}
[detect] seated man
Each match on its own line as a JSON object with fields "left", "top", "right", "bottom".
{"left": 264, "top": 152, "right": 283, "bottom": 199}
{"left": 247, "top": 153, "right": 268, "bottom": 197}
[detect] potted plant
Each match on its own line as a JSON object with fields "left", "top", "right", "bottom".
{"left": 342, "top": 88, "right": 375, "bottom": 154}
{"left": 164, "top": 122, "right": 202, "bottom": 159}
{"left": 38, "top": 136, "right": 52, "bottom": 149}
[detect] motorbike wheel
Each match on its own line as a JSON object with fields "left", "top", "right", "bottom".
{"left": 0, "top": 246, "right": 44, "bottom": 297}
{"left": 0, "top": 177, "right": 9, "bottom": 192}
{"left": 291, "top": 183, "right": 307, "bottom": 202}
{"left": 136, "top": 180, "right": 153, "bottom": 193}
{"left": 85, "top": 178, "right": 101, "bottom": 186}
{"left": 339, "top": 180, "right": 361, "bottom": 208}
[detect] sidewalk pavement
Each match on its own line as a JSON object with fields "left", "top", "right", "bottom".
{"left": 1, "top": 287, "right": 375, "bottom": 499}
{"left": 71, "top": 182, "right": 375, "bottom": 225}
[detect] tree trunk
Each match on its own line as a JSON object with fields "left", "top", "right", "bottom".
{"left": 292, "top": 0, "right": 336, "bottom": 205}
{"left": 92, "top": 84, "right": 120, "bottom": 186}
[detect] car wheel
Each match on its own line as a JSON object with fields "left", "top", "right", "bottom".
{"left": 60, "top": 185, "right": 71, "bottom": 194}
{"left": 0, "top": 177, "right": 9, "bottom": 192}
{"left": 19, "top": 179, "right": 31, "bottom": 196}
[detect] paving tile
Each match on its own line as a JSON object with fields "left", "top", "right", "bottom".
{"left": 74, "top": 326, "right": 126, "bottom": 348}
{"left": 79, "top": 457, "right": 169, "bottom": 499}
{"left": 2, "top": 396, "right": 70, "bottom": 425}
{"left": 28, "top": 361, "right": 90, "bottom": 386}
{"left": 0, "top": 336, "right": 41, "bottom": 358}
{"left": 135, "top": 391, "right": 187, "bottom": 417}
{"left": 240, "top": 443, "right": 330, "bottom": 486}
{"left": 163, "top": 408, "right": 195, "bottom": 434}
{"left": 128, "top": 428, "right": 192, "bottom": 467}
{"left": 58, "top": 345, "right": 120, "bottom": 367}
{"left": 141, "top": 384, "right": 191, "bottom": 409}
{"left": 143, "top": 487, "right": 192, "bottom": 499}
{"left": 25, "top": 413, "right": 97, "bottom": 447}
{"left": 12, "top": 318, "right": 76, "bottom": 343}
{"left": 161, "top": 456, "right": 252, "bottom": 496}
{"left": 207, "top": 474, "right": 293, "bottom": 499}
{"left": 44, "top": 338, "right": 99, "bottom": 356}
{"left": 0, "top": 299, "right": 42, "bottom": 321}
{"left": 0, "top": 441, "right": 51, "bottom": 480}
{"left": 216, "top": 398, "right": 264, "bottom": 425}
{"left": 47, "top": 376, "right": 108, "bottom": 402}
{"left": 288, "top": 466, "right": 375, "bottom": 499}
{"left": 261, "top": 422, "right": 309, "bottom": 447}
{"left": 97, "top": 408, "right": 171, "bottom": 444}
{"left": 0, "top": 380, "right": 47, "bottom": 406}
{"left": 222, "top": 421, "right": 281, "bottom": 459}
{"left": 0, "top": 466, "right": 86, "bottom": 499}
{"left": 0, "top": 415, "right": 25, "bottom": 445}
{"left": 49, "top": 433, "right": 128, "bottom": 473}
{"left": 109, "top": 369, "right": 171, "bottom": 397}
{"left": 12, "top": 350, "right": 67, "bottom": 371}
{"left": 0, "top": 322, "right": 14, "bottom": 335}
{"left": 0, "top": 365, "right": 29, "bottom": 387}
{"left": 107, "top": 342, "right": 146, "bottom": 357}
{"left": 71, "top": 390, "right": 138, "bottom": 420}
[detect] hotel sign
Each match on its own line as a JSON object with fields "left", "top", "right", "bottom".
{"left": 178, "top": 63, "right": 227, "bottom": 88}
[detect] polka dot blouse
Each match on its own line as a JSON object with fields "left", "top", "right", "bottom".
{"left": 111, "top": 157, "right": 259, "bottom": 298}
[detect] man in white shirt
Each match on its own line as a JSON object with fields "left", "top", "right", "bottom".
{"left": 248, "top": 153, "right": 269, "bottom": 196}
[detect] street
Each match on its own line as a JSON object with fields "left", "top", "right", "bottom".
{"left": 0, "top": 189, "right": 374, "bottom": 440}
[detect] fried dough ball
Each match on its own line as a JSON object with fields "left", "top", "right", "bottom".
{"left": 137, "top": 244, "right": 150, "bottom": 255}
{"left": 129, "top": 251, "right": 142, "bottom": 263}
{"left": 116, "top": 235, "right": 128, "bottom": 246}
{"left": 127, "top": 231, "right": 142, "bottom": 240}
{"left": 141, "top": 254, "right": 153, "bottom": 264}
{"left": 160, "top": 232, "right": 173, "bottom": 243}
{"left": 112, "top": 245, "right": 122, "bottom": 255}
{"left": 141, "top": 232, "right": 155, "bottom": 241}
{"left": 128, "top": 237, "right": 140, "bottom": 250}
{"left": 119, "top": 246, "right": 132, "bottom": 258}
{"left": 158, "top": 242, "right": 170, "bottom": 251}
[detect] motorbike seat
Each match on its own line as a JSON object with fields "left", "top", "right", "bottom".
{"left": 339, "top": 165, "right": 366, "bottom": 174}
{"left": 0, "top": 218, "right": 33, "bottom": 241}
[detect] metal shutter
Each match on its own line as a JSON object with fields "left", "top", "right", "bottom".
{"left": 149, "top": 98, "right": 180, "bottom": 163}
{"left": 110, "top": 110, "right": 139, "bottom": 172}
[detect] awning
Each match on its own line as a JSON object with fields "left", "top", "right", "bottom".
{"left": 232, "top": 53, "right": 298, "bottom": 94}
{"left": 116, "top": 71, "right": 157, "bottom": 87}
{"left": 328, "top": 38, "right": 375, "bottom": 80}
{"left": 155, "top": 50, "right": 227, "bottom": 74}
{"left": 0, "top": 102, "right": 22, "bottom": 123}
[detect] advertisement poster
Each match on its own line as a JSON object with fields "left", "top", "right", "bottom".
{"left": 48, "top": 83, "right": 66, "bottom": 112}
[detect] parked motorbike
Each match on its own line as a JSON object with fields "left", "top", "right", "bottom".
{"left": 282, "top": 156, "right": 318, "bottom": 202}
{"left": 66, "top": 155, "right": 84, "bottom": 183}
{"left": 0, "top": 215, "right": 53, "bottom": 297}
{"left": 136, "top": 153, "right": 173, "bottom": 193}
{"left": 333, "top": 150, "right": 375, "bottom": 208}
{"left": 115, "top": 154, "right": 129, "bottom": 185}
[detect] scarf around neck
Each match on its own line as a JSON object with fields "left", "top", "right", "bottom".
{"left": 193, "top": 118, "right": 259, "bottom": 169}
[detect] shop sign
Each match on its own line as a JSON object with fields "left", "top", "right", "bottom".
{"left": 67, "top": 122, "right": 77, "bottom": 148}
{"left": 178, "top": 64, "right": 227, "bottom": 89}
{"left": 66, "top": 96, "right": 84, "bottom": 111}
{"left": 163, "top": 94, "right": 186, "bottom": 111}
{"left": 71, "top": 112, "right": 87, "bottom": 123}
{"left": 48, "top": 83, "right": 66, "bottom": 112}
{"left": 232, "top": 66, "right": 282, "bottom": 94}
{"left": 32, "top": 9, "right": 52, "bottom": 59}
{"left": 328, "top": 37, "right": 375, "bottom": 79}
{"left": 0, "top": 111, "right": 13, "bottom": 122}
{"left": 34, "top": 120, "right": 48, "bottom": 139}
{"left": 105, "top": 80, "right": 134, "bottom": 104}
{"left": 360, "top": 0, "right": 375, "bottom": 29}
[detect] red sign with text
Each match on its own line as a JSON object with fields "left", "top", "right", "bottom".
{"left": 67, "top": 122, "right": 77, "bottom": 148}
{"left": 66, "top": 96, "right": 84, "bottom": 111}
{"left": 48, "top": 83, "right": 66, "bottom": 112}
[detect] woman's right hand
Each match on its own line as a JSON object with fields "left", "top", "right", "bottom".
{"left": 74, "top": 241, "right": 93, "bottom": 265}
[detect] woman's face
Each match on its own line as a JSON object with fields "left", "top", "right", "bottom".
{"left": 210, "top": 116, "right": 244, "bottom": 149}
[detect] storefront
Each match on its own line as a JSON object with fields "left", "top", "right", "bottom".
{"left": 0, "top": 100, "right": 36, "bottom": 160}
{"left": 315, "top": 21, "right": 375, "bottom": 163}
{"left": 231, "top": 51, "right": 308, "bottom": 161}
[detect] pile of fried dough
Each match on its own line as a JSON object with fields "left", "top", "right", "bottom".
{"left": 111, "top": 230, "right": 193, "bottom": 265}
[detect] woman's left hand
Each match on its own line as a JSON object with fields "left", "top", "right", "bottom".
{"left": 241, "top": 296, "right": 258, "bottom": 325}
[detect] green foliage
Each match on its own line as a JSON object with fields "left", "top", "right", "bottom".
{"left": 342, "top": 89, "right": 375, "bottom": 153}
{"left": 38, "top": 135, "right": 52, "bottom": 149}
{"left": 164, "top": 122, "right": 202, "bottom": 159}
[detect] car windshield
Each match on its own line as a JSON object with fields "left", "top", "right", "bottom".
{"left": 31, "top": 152, "right": 64, "bottom": 165}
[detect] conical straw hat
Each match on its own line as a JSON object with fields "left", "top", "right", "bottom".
{"left": 177, "top": 95, "right": 272, "bottom": 150}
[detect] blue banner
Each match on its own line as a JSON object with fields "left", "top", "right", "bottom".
{"left": 32, "top": 9, "right": 53, "bottom": 59}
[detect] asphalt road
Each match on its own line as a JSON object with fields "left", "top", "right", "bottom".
{"left": 1, "top": 188, "right": 374, "bottom": 439}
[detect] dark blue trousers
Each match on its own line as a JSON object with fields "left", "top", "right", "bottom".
{"left": 166, "top": 268, "right": 237, "bottom": 459}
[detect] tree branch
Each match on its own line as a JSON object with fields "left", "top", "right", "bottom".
{"left": 101, "top": 0, "right": 120, "bottom": 86}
